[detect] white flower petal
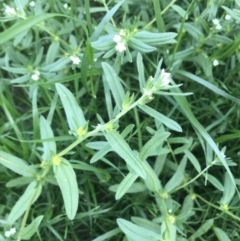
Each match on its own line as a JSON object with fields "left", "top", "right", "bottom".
{"left": 5, "top": 231, "right": 11, "bottom": 238}
{"left": 70, "top": 56, "right": 81, "bottom": 65}
{"left": 225, "top": 14, "right": 231, "bottom": 20}
{"left": 215, "top": 24, "right": 222, "bottom": 30}
{"left": 212, "top": 18, "right": 219, "bottom": 25}
{"left": 29, "top": 1, "right": 35, "bottom": 7}
{"left": 5, "top": 6, "right": 16, "bottom": 15}
{"left": 213, "top": 60, "right": 219, "bottom": 66}
{"left": 10, "top": 228, "right": 16, "bottom": 235}
{"left": 113, "top": 34, "right": 121, "bottom": 43}
{"left": 31, "top": 74, "right": 39, "bottom": 81}
{"left": 115, "top": 42, "right": 126, "bottom": 52}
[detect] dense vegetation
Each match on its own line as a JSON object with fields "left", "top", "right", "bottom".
{"left": 1, "top": 0, "right": 240, "bottom": 240}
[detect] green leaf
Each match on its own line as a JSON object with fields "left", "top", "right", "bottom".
{"left": 92, "top": 228, "right": 121, "bottom": 241}
{"left": 184, "top": 150, "right": 201, "bottom": 173}
{"left": 46, "top": 41, "right": 60, "bottom": 65}
{"left": 203, "top": 173, "right": 224, "bottom": 191}
{"left": 115, "top": 172, "right": 138, "bottom": 200}
{"left": 0, "top": 151, "right": 36, "bottom": 177}
{"left": 214, "top": 227, "right": 232, "bottom": 241}
{"left": 40, "top": 116, "right": 56, "bottom": 161}
{"left": 137, "top": 53, "right": 146, "bottom": 91}
{"left": 21, "top": 215, "right": 44, "bottom": 240}
{"left": 54, "top": 158, "right": 79, "bottom": 220}
{"left": 91, "top": 34, "right": 115, "bottom": 51}
{"left": 131, "top": 217, "right": 161, "bottom": 234}
{"left": 189, "top": 219, "right": 214, "bottom": 241}
{"left": 179, "top": 194, "right": 194, "bottom": 222}
{"left": 139, "top": 131, "right": 170, "bottom": 161}
{"left": 90, "top": 0, "right": 126, "bottom": 41}
{"left": 171, "top": 4, "right": 187, "bottom": 18}
{"left": 143, "top": 160, "right": 162, "bottom": 192}
{"left": 220, "top": 172, "right": 235, "bottom": 205}
{"left": 7, "top": 181, "right": 42, "bottom": 225}
{"left": 104, "top": 131, "right": 146, "bottom": 178}
{"left": 6, "top": 177, "right": 35, "bottom": 188}
{"left": 177, "top": 70, "right": 240, "bottom": 105}
{"left": 71, "top": 161, "right": 111, "bottom": 182}
{"left": 55, "top": 83, "right": 86, "bottom": 133}
{"left": 117, "top": 218, "right": 162, "bottom": 241}
{"left": 90, "top": 144, "right": 112, "bottom": 163}
{"left": 129, "top": 37, "right": 156, "bottom": 53}
{"left": 0, "top": 14, "right": 63, "bottom": 45}
{"left": 134, "top": 31, "right": 177, "bottom": 45}
{"left": 102, "top": 62, "right": 125, "bottom": 109}
{"left": 164, "top": 156, "right": 187, "bottom": 193}
{"left": 138, "top": 105, "right": 182, "bottom": 132}
{"left": 170, "top": 80, "right": 235, "bottom": 192}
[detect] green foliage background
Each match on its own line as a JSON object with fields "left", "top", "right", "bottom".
{"left": 0, "top": 0, "right": 240, "bottom": 240}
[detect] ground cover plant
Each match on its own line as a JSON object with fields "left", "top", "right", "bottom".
{"left": 1, "top": 0, "right": 240, "bottom": 240}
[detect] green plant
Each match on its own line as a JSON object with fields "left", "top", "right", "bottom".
{"left": 1, "top": 0, "right": 240, "bottom": 241}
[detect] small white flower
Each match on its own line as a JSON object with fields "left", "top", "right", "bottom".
{"left": 212, "top": 18, "right": 220, "bottom": 25}
{"left": 63, "top": 3, "right": 68, "bottom": 9}
{"left": 5, "top": 227, "right": 16, "bottom": 237}
{"left": 168, "top": 209, "right": 172, "bottom": 213}
{"left": 160, "top": 69, "right": 171, "bottom": 87}
{"left": 70, "top": 56, "right": 81, "bottom": 65}
{"left": 96, "top": 124, "right": 102, "bottom": 129}
{"left": 5, "top": 231, "right": 11, "bottom": 237}
{"left": 5, "top": 5, "right": 16, "bottom": 15}
{"left": 221, "top": 152, "right": 226, "bottom": 158}
{"left": 29, "top": 1, "right": 35, "bottom": 7}
{"left": 213, "top": 59, "right": 219, "bottom": 66}
{"left": 225, "top": 14, "right": 231, "bottom": 20}
{"left": 113, "top": 34, "right": 121, "bottom": 43}
{"left": 215, "top": 24, "right": 222, "bottom": 30}
{"left": 119, "top": 29, "right": 126, "bottom": 36}
{"left": 115, "top": 42, "right": 126, "bottom": 52}
{"left": 31, "top": 74, "right": 39, "bottom": 81}
{"left": 10, "top": 228, "right": 16, "bottom": 235}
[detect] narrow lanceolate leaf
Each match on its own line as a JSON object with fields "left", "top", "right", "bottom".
{"left": 0, "top": 151, "right": 36, "bottom": 177}
{"left": 21, "top": 215, "right": 44, "bottom": 240}
{"left": 184, "top": 150, "right": 201, "bottom": 173}
{"left": 203, "top": 173, "right": 224, "bottom": 191}
{"left": 7, "top": 181, "right": 42, "bottom": 225}
{"left": 137, "top": 53, "right": 146, "bottom": 91}
{"left": 102, "top": 62, "right": 125, "bottom": 109}
{"left": 214, "top": 227, "right": 231, "bottom": 241}
{"left": 54, "top": 158, "right": 78, "bottom": 220}
{"left": 139, "top": 105, "right": 182, "bottom": 132}
{"left": 134, "top": 31, "right": 177, "bottom": 45}
{"left": 55, "top": 83, "right": 86, "bottom": 132}
{"left": 115, "top": 172, "right": 138, "bottom": 200}
{"left": 117, "top": 218, "right": 162, "bottom": 241}
{"left": 164, "top": 156, "right": 187, "bottom": 193}
{"left": 189, "top": 219, "right": 214, "bottom": 241}
{"left": 104, "top": 131, "right": 146, "bottom": 178}
{"left": 40, "top": 116, "right": 56, "bottom": 161}
{"left": 143, "top": 161, "right": 162, "bottom": 192}
{"left": 128, "top": 38, "right": 156, "bottom": 53}
{"left": 139, "top": 131, "right": 170, "bottom": 161}
{"left": 90, "top": 0, "right": 126, "bottom": 41}
{"left": 0, "top": 14, "right": 63, "bottom": 45}
{"left": 220, "top": 172, "right": 235, "bottom": 205}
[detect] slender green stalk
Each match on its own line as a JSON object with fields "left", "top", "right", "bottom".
{"left": 144, "top": 0, "right": 178, "bottom": 29}
{"left": 16, "top": 186, "right": 40, "bottom": 241}
{"left": 152, "top": 0, "right": 165, "bottom": 32}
